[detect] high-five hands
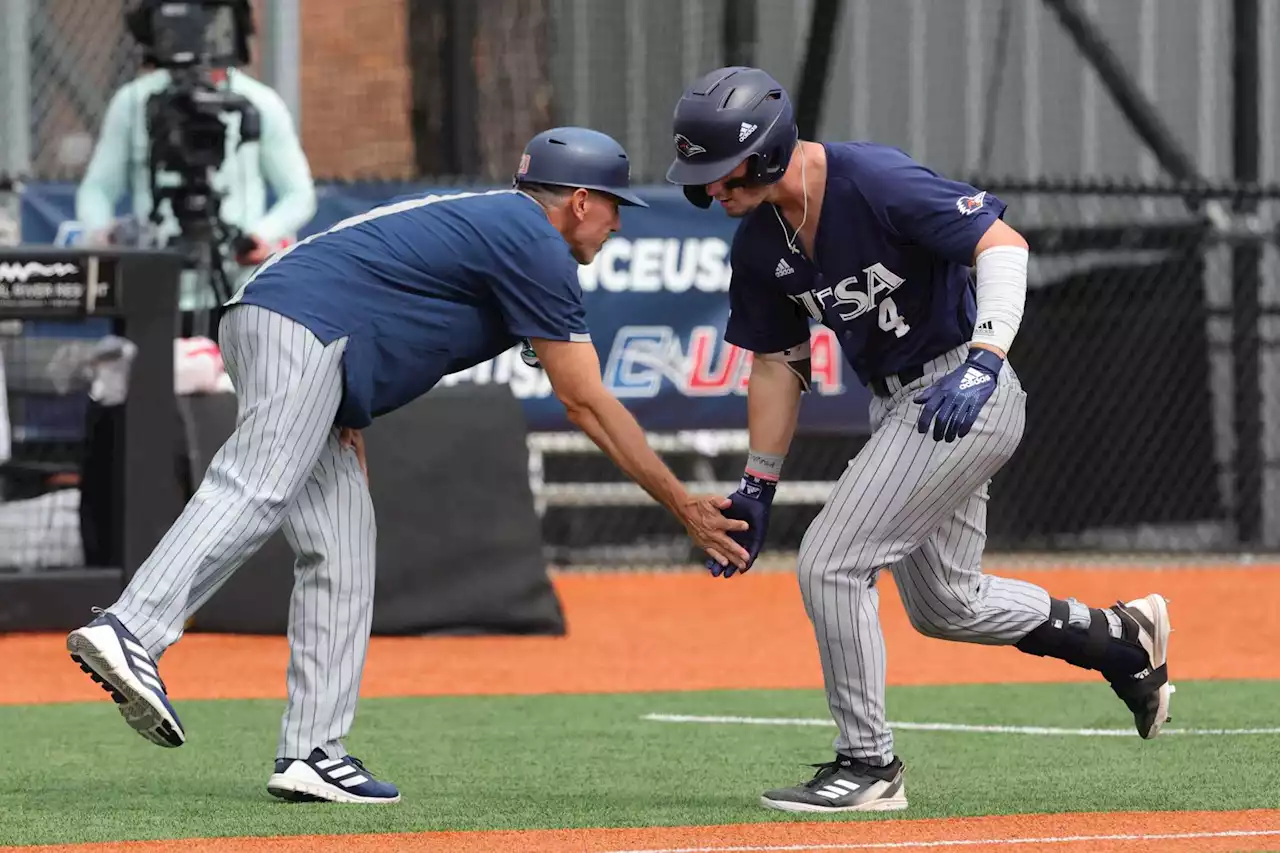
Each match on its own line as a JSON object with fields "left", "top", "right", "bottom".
{"left": 701, "top": 473, "right": 775, "bottom": 578}
{"left": 682, "top": 495, "right": 752, "bottom": 574}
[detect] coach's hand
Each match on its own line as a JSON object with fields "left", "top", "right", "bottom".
{"left": 339, "top": 427, "right": 368, "bottom": 482}
{"left": 702, "top": 474, "right": 775, "bottom": 578}
{"left": 914, "top": 347, "right": 1004, "bottom": 443}
{"left": 683, "top": 495, "right": 751, "bottom": 573}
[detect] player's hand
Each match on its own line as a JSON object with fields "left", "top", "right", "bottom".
{"left": 914, "top": 347, "right": 1003, "bottom": 443}
{"left": 682, "top": 495, "right": 750, "bottom": 572}
{"left": 702, "top": 474, "right": 775, "bottom": 578}
{"left": 339, "top": 427, "right": 368, "bottom": 482}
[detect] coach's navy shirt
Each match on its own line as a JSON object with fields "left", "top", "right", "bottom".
{"left": 230, "top": 190, "right": 589, "bottom": 428}
{"left": 725, "top": 142, "right": 1006, "bottom": 385}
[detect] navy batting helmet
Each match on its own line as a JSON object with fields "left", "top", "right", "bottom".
{"left": 665, "top": 67, "right": 798, "bottom": 208}
{"left": 514, "top": 127, "right": 648, "bottom": 208}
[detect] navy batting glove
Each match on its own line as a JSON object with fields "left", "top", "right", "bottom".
{"left": 705, "top": 473, "right": 775, "bottom": 578}
{"left": 914, "top": 348, "right": 1003, "bottom": 443}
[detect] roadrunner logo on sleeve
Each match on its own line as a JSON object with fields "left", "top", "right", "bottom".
{"left": 955, "top": 191, "right": 987, "bottom": 216}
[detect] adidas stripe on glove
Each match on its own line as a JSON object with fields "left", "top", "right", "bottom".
{"left": 914, "top": 348, "right": 1003, "bottom": 443}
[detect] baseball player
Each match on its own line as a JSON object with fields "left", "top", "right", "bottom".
{"left": 665, "top": 67, "right": 1172, "bottom": 814}
{"left": 65, "top": 127, "right": 751, "bottom": 804}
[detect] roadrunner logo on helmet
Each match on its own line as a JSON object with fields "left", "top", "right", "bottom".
{"left": 665, "top": 66, "right": 798, "bottom": 208}
{"left": 512, "top": 126, "right": 649, "bottom": 208}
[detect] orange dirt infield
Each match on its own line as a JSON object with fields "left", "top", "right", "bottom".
{"left": 3, "top": 565, "right": 1277, "bottom": 705}
{"left": 6, "top": 810, "right": 1280, "bottom": 853}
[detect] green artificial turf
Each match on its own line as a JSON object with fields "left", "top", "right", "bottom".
{"left": 0, "top": 680, "right": 1277, "bottom": 845}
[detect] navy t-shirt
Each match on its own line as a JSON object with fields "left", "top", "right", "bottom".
{"left": 725, "top": 142, "right": 1006, "bottom": 386}
{"left": 230, "top": 190, "right": 589, "bottom": 428}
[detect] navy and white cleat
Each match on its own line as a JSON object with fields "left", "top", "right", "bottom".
{"left": 268, "top": 749, "right": 401, "bottom": 804}
{"left": 66, "top": 610, "right": 186, "bottom": 747}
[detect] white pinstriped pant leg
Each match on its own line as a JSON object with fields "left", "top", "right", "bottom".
{"left": 892, "top": 486, "right": 1050, "bottom": 646}
{"left": 110, "top": 306, "right": 348, "bottom": 655}
{"left": 276, "top": 432, "right": 376, "bottom": 760}
{"left": 795, "top": 344, "right": 1042, "bottom": 764}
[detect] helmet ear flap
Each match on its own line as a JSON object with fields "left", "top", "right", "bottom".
{"left": 683, "top": 185, "right": 713, "bottom": 209}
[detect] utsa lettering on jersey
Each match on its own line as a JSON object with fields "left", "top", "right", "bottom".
{"left": 65, "top": 127, "right": 749, "bottom": 805}
{"left": 666, "top": 67, "right": 1174, "bottom": 815}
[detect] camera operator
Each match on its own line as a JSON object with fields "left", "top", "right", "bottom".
{"left": 75, "top": 0, "right": 316, "bottom": 334}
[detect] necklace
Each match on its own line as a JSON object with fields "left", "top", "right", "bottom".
{"left": 773, "top": 142, "right": 808, "bottom": 256}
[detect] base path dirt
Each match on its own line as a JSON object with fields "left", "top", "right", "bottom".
{"left": 4, "top": 566, "right": 1278, "bottom": 705}
{"left": 5, "top": 809, "right": 1280, "bottom": 853}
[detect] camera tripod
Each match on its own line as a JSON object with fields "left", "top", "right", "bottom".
{"left": 163, "top": 191, "right": 251, "bottom": 340}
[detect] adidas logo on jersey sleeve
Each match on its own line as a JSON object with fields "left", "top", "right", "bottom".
{"left": 775, "top": 258, "right": 794, "bottom": 278}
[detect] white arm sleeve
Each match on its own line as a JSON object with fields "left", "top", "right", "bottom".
{"left": 971, "top": 245, "right": 1028, "bottom": 355}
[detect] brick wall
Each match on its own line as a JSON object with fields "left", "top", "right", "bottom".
{"left": 298, "top": 0, "right": 415, "bottom": 180}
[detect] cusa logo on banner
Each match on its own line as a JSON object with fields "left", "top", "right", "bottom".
{"left": 602, "top": 326, "right": 843, "bottom": 398}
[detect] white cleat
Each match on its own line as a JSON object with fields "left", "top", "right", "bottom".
{"left": 1108, "top": 593, "right": 1172, "bottom": 739}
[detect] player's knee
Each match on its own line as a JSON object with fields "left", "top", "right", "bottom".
{"left": 795, "top": 536, "right": 844, "bottom": 597}
{"left": 899, "top": 594, "right": 953, "bottom": 639}
{"left": 797, "top": 532, "right": 879, "bottom": 587}
{"left": 899, "top": 583, "right": 982, "bottom": 638}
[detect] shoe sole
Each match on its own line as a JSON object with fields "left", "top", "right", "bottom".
{"left": 267, "top": 774, "right": 401, "bottom": 805}
{"left": 1137, "top": 593, "right": 1172, "bottom": 740}
{"left": 760, "top": 792, "right": 908, "bottom": 813}
{"left": 67, "top": 628, "right": 185, "bottom": 748}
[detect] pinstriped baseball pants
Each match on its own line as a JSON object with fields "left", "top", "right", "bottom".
{"left": 797, "top": 344, "right": 1052, "bottom": 764}
{"left": 109, "top": 305, "right": 376, "bottom": 761}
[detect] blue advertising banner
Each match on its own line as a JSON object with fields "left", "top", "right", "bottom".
{"left": 17, "top": 182, "right": 871, "bottom": 433}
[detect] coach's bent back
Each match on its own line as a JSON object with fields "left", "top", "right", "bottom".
{"left": 229, "top": 190, "right": 589, "bottom": 428}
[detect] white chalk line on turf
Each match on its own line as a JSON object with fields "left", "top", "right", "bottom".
{"left": 600, "top": 829, "right": 1280, "bottom": 853}
{"left": 642, "top": 713, "right": 1280, "bottom": 737}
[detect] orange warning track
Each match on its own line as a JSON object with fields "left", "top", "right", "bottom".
{"left": 6, "top": 810, "right": 1280, "bottom": 853}
{"left": 3, "top": 565, "right": 1277, "bottom": 705}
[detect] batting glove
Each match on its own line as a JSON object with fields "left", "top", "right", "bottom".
{"left": 914, "top": 348, "right": 1003, "bottom": 443}
{"left": 705, "top": 473, "right": 775, "bottom": 578}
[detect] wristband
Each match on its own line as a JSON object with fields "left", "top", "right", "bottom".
{"left": 745, "top": 449, "right": 784, "bottom": 482}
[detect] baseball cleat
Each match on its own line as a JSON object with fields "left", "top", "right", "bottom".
{"left": 1107, "top": 593, "right": 1172, "bottom": 739}
{"left": 268, "top": 749, "right": 400, "bottom": 804}
{"left": 66, "top": 610, "right": 186, "bottom": 748}
{"left": 761, "top": 755, "right": 907, "bottom": 813}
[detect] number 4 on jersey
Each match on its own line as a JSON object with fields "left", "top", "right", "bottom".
{"left": 878, "top": 296, "right": 910, "bottom": 338}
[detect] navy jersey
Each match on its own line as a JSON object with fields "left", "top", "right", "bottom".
{"left": 230, "top": 190, "right": 589, "bottom": 428}
{"left": 724, "top": 142, "right": 1007, "bottom": 385}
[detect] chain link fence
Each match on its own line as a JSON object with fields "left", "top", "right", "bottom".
{"left": 0, "top": 0, "right": 139, "bottom": 182}
{"left": 535, "top": 181, "right": 1280, "bottom": 569}
{"left": 7, "top": 0, "right": 1271, "bottom": 185}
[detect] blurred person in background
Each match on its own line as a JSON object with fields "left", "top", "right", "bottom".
{"left": 75, "top": 0, "right": 316, "bottom": 336}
